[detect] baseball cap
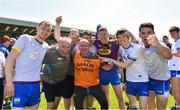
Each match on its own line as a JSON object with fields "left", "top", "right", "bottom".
{"left": 2, "top": 35, "right": 11, "bottom": 43}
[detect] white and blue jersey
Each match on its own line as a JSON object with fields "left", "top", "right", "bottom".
{"left": 11, "top": 34, "right": 49, "bottom": 107}
{"left": 12, "top": 34, "right": 49, "bottom": 82}
{"left": 121, "top": 43, "right": 149, "bottom": 96}
{"left": 169, "top": 38, "right": 180, "bottom": 77}
{"left": 121, "top": 43, "right": 149, "bottom": 82}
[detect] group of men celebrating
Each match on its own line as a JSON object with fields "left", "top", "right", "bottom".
{"left": 1, "top": 16, "right": 180, "bottom": 110}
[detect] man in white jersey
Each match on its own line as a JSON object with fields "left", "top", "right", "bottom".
{"left": 139, "top": 22, "right": 172, "bottom": 109}
{"left": 4, "top": 20, "right": 52, "bottom": 109}
{"left": 169, "top": 26, "right": 180, "bottom": 109}
{"left": 101, "top": 28, "right": 149, "bottom": 109}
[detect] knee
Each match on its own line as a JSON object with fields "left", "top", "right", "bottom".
{"left": 47, "top": 104, "right": 55, "bottom": 109}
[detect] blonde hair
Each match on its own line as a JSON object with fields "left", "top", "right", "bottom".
{"left": 38, "top": 20, "right": 52, "bottom": 27}
{"left": 70, "top": 28, "right": 79, "bottom": 33}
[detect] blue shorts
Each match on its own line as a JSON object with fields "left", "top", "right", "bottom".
{"left": 99, "top": 69, "right": 120, "bottom": 85}
{"left": 11, "top": 82, "right": 40, "bottom": 107}
{"left": 170, "top": 70, "right": 180, "bottom": 77}
{"left": 149, "top": 78, "right": 170, "bottom": 96}
{"left": 126, "top": 81, "right": 149, "bottom": 96}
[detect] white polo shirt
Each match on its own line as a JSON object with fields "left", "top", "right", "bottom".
{"left": 13, "top": 34, "right": 49, "bottom": 82}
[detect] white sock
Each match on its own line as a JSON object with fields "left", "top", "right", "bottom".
{"left": 176, "top": 105, "right": 180, "bottom": 108}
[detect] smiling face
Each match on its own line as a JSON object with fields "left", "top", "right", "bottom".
{"left": 117, "top": 33, "right": 130, "bottom": 48}
{"left": 98, "top": 29, "right": 109, "bottom": 44}
{"left": 58, "top": 38, "right": 71, "bottom": 57}
{"left": 163, "top": 36, "right": 169, "bottom": 44}
{"left": 36, "top": 21, "right": 52, "bottom": 41}
{"left": 78, "top": 39, "right": 90, "bottom": 55}
{"left": 169, "top": 26, "right": 180, "bottom": 41}
{"left": 83, "top": 34, "right": 93, "bottom": 44}
{"left": 170, "top": 31, "right": 179, "bottom": 40}
{"left": 116, "top": 29, "right": 133, "bottom": 48}
{"left": 69, "top": 29, "right": 80, "bottom": 43}
{"left": 139, "top": 27, "right": 154, "bottom": 48}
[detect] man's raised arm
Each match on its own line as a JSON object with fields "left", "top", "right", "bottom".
{"left": 54, "top": 16, "right": 63, "bottom": 42}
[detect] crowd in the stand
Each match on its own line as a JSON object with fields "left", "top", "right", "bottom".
{"left": 0, "top": 16, "right": 180, "bottom": 110}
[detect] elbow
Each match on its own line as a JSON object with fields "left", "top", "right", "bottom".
{"left": 165, "top": 52, "right": 173, "bottom": 60}
{"left": 5, "top": 56, "right": 16, "bottom": 67}
{"left": 163, "top": 49, "right": 173, "bottom": 59}
{"left": 166, "top": 56, "right": 172, "bottom": 60}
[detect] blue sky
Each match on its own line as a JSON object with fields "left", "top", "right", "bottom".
{"left": 0, "top": 0, "right": 180, "bottom": 40}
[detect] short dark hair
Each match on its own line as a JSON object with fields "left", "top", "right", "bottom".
{"left": 139, "top": 22, "right": 154, "bottom": 32}
{"left": 82, "top": 30, "right": 92, "bottom": 36}
{"left": 163, "top": 35, "right": 168, "bottom": 39}
{"left": 169, "top": 26, "right": 180, "bottom": 33}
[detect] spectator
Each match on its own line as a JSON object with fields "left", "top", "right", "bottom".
{"left": 8, "top": 38, "right": 17, "bottom": 51}
{"left": 0, "top": 35, "right": 11, "bottom": 58}
{"left": 163, "top": 35, "right": 172, "bottom": 50}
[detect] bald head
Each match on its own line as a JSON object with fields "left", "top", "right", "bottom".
{"left": 78, "top": 39, "right": 89, "bottom": 44}
{"left": 78, "top": 39, "right": 90, "bottom": 55}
